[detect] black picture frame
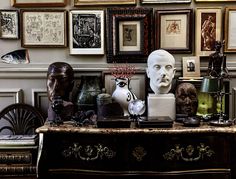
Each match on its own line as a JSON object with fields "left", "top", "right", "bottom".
{"left": 107, "top": 7, "right": 153, "bottom": 63}
{"left": 155, "top": 9, "right": 193, "bottom": 54}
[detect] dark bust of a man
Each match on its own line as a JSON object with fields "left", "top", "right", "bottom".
{"left": 175, "top": 83, "right": 198, "bottom": 117}
{"left": 47, "top": 62, "right": 75, "bottom": 122}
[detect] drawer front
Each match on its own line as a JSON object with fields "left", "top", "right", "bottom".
{"left": 43, "top": 133, "right": 230, "bottom": 172}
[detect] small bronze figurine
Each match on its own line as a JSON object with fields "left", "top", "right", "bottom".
{"left": 208, "top": 41, "right": 227, "bottom": 77}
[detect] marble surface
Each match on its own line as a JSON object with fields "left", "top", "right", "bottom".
{"left": 36, "top": 121, "right": 236, "bottom": 134}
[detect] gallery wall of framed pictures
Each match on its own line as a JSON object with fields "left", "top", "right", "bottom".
{"left": 1, "top": 0, "right": 236, "bottom": 63}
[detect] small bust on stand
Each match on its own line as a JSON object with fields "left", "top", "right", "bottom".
{"left": 146, "top": 49, "right": 176, "bottom": 120}
{"left": 175, "top": 83, "right": 200, "bottom": 126}
{"left": 47, "top": 62, "right": 76, "bottom": 125}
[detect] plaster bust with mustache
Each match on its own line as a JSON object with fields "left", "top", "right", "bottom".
{"left": 146, "top": 49, "right": 176, "bottom": 94}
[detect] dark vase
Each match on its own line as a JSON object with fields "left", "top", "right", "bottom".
{"left": 76, "top": 76, "right": 102, "bottom": 112}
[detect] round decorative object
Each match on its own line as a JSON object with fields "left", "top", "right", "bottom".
{"left": 128, "top": 99, "right": 146, "bottom": 116}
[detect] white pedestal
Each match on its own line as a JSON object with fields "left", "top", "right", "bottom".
{"left": 147, "top": 93, "right": 176, "bottom": 120}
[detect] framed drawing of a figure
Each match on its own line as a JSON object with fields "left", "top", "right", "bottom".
{"left": 195, "top": 8, "right": 222, "bottom": 56}
{"left": 182, "top": 56, "right": 200, "bottom": 78}
{"left": 107, "top": 8, "right": 153, "bottom": 63}
{"left": 21, "top": 10, "right": 67, "bottom": 47}
{"left": 0, "top": 10, "right": 19, "bottom": 39}
{"left": 69, "top": 10, "right": 104, "bottom": 55}
{"left": 224, "top": 7, "right": 236, "bottom": 52}
{"left": 155, "top": 9, "right": 193, "bottom": 53}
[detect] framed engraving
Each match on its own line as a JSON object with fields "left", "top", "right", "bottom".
{"left": 182, "top": 56, "right": 200, "bottom": 78}
{"left": 107, "top": 8, "right": 153, "bottom": 63}
{"left": 195, "top": 7, "right": 222, "bottom": 56}
{"left": 0, "top": 10, "right": 19, "bottom": 39}
{"left": 12, "top": 0, "right": 66, "bottom": 7}
{"left": 69, "top": 10, "right": 104, "bottom": 55}
{"left": 142, "top": 0, "right": 191, "bottom": 3}
{"left": 155, "top": 9, "right": 193, "bottom": 53}
{"left": 74, "top": 0, "right": 136, "bottom": 6}
{"left": 20, "top": 10, "right": 67, "bottom": 47}
{"left": 224, "top": 7, "right": 236, "bottom": 52}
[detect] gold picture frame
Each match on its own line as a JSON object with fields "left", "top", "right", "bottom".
{"left": 12, "top": 0, "right": 66, "bottom": 7}
{"left": 224, "top": 6, "right": 236, "bottom": 53}
{"left": 195, "top": 7, "right": 222, "bottom": 56}
{"left": 195, "top": 0, "right": 236, "bottom": 1}
{"left": 74, "top": 0, "right": 136, "bottom": 6}
{"left": 182, "top": 56, "right": 201, "bottom": 79}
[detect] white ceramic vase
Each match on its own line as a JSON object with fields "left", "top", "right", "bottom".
{"left": 112, "top": 77, "right": 137, "bottom": 116}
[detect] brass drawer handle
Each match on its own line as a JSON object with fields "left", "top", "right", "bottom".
{"left": 163, "top": 143, "right": 214, "bottom": 162}
{"left": 62, "top": 143, "right": 116, "bottom": 161}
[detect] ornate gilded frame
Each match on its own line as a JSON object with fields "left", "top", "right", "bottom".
{"left": 12, "top": 0, "right": 66, "bottom": 7}
{"left": 74, "top": 0, "right": 136, "bottom": 6}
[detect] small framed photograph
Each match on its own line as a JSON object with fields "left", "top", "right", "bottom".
{"left": 74, "top": 0, "right": 136, "bottom": 6}
{"left": 0, "top": 10, "right": 19, "bottom": 39}
{"left": 195, "top": 7, "right": 222, "bottom": 56}
{"left": 182, "top": 56, "right": 200, "bottom": 78}
{"left": 107, "top": 8, "right": 153, "bottom": 63}
{"left": 141, "top": 0, "right": 191, "bottom": 4}
{"left": 20, "top": 9, "right": 67, "bottom": 47}
{"left": 69, "top": 10, "right": 104, "bottom": 55}
{"left": 224, "top": 7, "right": 236, "bottom": 53}
{"left": 155, "top": 9, "right": 193, "bottom": 53}
{"left": 12, "top": 0, "right": 66, "bottom": 7}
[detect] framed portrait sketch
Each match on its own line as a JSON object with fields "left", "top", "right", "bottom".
{"left": 107, "top": 8, "right": 153, "bottom": 63}
{"left": 141, "top": 0, "right": 191, "bottom": 4}
{"left": 182, "top": 56, "right": 200, "bottom": 78}
{"left": 20, "top": 10, "right": 67, "bottom": 47}
{"left": 12, "top": 0, "right": 66, "bottom": 7}
{"left": 69, "top": 10, "right": 104, "bottom": 55}
{"left": 155, "top": 9, "right": 193, "bottom": 53}
{"left": 0, "top": 10, "right": 19, "bottom": 39}
{"left": 224, "top": 7, "right": 236, "bottom": 52}
{"left": 195, "top": 7, "right": 222, "bottom": 56}
{"left": 74, "top": 0, "right": 136, "bottom": 6}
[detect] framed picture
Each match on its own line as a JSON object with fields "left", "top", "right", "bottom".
{"left": 182, "top": 56, "right": 201, "bottom": 78}
{"left": 141, "top": 0, "right": 191, "bottom": 4}
{"left": 195, "top": 7, "right": 222, "bottom": 56}
{"left": 69, "top": 10, "right": 104, "bottom": 55}
{"left": 0, "top": 10, "right": 19, "bottom": 39}
{"left": 74, "top": 0, "right": 136, "bottom": 6}
{"left": 155, "top": 9, "right": 193, "bottom": 53}
{"left": 12, "top": 0, "right": 66, "bottom": 7}
{"left": 224, "top": 7, "right": 236, "bottom": 53}
{"left": 107, "top": 8, "right": 153, "bottom": 63}
{"left": 20, "top": 10, "right": 67, "bottom": 48}
{"left": 195, "top": 0, "right": 236, "bottom": 1}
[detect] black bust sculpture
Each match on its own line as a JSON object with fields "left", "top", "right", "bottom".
{"left": 46, "top": 62, "right": 76, "bottom": 123}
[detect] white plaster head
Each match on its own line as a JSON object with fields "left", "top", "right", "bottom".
{"left": 146, "top": 49, "right": 176, "bottom": 94}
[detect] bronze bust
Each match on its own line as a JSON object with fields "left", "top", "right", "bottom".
{"left": 46, "top": 62, "right": 75, "bottom": 122}
{"left": 175, "top": 83, "right": 198, "bottom": 117}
